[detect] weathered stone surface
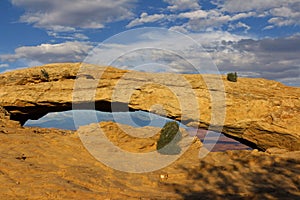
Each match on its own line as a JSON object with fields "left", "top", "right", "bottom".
{"left": 0, "top": 106, "right": 20, "bottom": 130}
{"left": 0, "top": 121, "right": 299, "bottom": 199}
{"left": 0, "top": 63, "right": 299, "bottom": 151}
{"left": 0, "top": 106, "right": 10, "bottom": 119}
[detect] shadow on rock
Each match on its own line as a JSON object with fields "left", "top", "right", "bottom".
{"left": 165, "top": 151, "right": 300, "bottom": 199}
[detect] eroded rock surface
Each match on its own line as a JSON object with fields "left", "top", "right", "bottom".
{"left": 0, "top": 63, "right": 299, "bottom": 151}
{"left": 0, "top": 117, "right": 299, "bottom": 199}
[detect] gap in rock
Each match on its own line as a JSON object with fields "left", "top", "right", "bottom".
{"left": 24, "top": 110, "right": 252, "bottom": 152}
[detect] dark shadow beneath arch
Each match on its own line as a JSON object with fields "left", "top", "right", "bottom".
{"left": 6, "top": 100, "right": 136, "bottom": 126}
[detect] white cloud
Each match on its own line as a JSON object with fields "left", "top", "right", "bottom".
{"left": 231, "top": 12, "right": 256, "bottom": 21}
{"left": 169, "top": 26, "right": 189, "bottom": 33}
{"left": 83, "top": 29, "right": 252, "bottom": 75}
{"left": 217, "top": 0, "right": 300, "bottom": 28}
{"left": 0, "top": 64, "right": 9, "bottom": 68}
{"left": 11, "top": 0, "right": 137, "bottom": 32}
{"left": 190, "top": 30, "right": 249, "bottom": 45}
{"left": 167, "top": 9, "right": 254, "bottom": 32}
{"left": 263, "top": 25, "right": 275, "bottom": 30}
{"left": 268, "top": 3, "right": 300, "bottom": 27}
{"left": 268, "top": 17, "right": 295, "bottom": 27}
{"left": 219, "top": 0, "right": 296, "bottom": 12}
{"left": 91, "top": 28, "right": 299, "bottom": 86}
{"left": 5, "top": 0, "right": 300, "bottom": 87}
{"left": 229, "top": 22, "right": 251, "bottom": 31}
{"left": 47, "top": 32, "right": 89, "bottom": 40}
{"left": 182, "top": 10, "right": 231, "bottom": 31}
{"left": 164, "top": 0, "right": 300, "bottom": 32}
{"left": 0, "top": 41, "right": 93, "bottom": 64}
{"left": 126, "top": 12, "right": 165, "bottom": 28}
{"left": 1, "top": 28, "right": 299, "bottom": 86}
{"left": 271, "top": 6, "right": 294, "bottom": 18}
{"left": 82, "top": 29, "right": 220, "bottom": 73}
{"left": 213, "top": 35, "right": 300, "bottom": 85}
{"left": 164, "top": 0, "right": 201, "bottom": 11}
{"left": 11, "top": 0, "right": 300, "bottom": 35}
{"left": 178, "top": 10, "right": 208, "bottom": 19}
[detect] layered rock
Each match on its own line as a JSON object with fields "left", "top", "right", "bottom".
{"left": 0, "top": 63, "right": 299, "bottom": 151}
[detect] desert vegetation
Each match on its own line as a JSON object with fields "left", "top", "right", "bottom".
{"left": 157, "top": 121, "right": 182, "bottom": 155}
{"left": 227, "top": 72, "right": 238, "bottom": 82}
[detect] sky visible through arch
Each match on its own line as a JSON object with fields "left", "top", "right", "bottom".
{"left": 0, "top": 0, "right": 299, "bottom": 86}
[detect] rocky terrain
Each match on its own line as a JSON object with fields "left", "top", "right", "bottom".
{"left": 0, "top": 63, "right": 299, "bottom": 199}
{"left": 0, "top": 110, "right": 299, "bottom": 199}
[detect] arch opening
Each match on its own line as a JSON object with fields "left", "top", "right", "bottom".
{"left": 23, "top": 109, "right": 253, "bottom": 152}
{"left": 6, "top": 100, "right": 135, "bottom": 126}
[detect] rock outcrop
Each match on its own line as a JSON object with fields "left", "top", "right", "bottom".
{"left": 0, "top": 117, "right": 299, "bottom": 199}
{"left": 0, "top": 63, "right": 299, "bottom": 151}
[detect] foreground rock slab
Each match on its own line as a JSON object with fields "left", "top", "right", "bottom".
{"left": 0, "top": 63, "right": 299, "bottom": 151}
{"left": 0, "top": 117, "right": 299, "bottom": 199}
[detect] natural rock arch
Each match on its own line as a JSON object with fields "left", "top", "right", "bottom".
{"left": 0, "top": 63, "right": 299, "bottom": 151}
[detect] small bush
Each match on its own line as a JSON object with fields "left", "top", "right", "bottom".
{"left": 227, "top": 72, "right": 238, "bottom": 82}
{"left": 41, "top": 69, "right": 49, "bottom": 81}
{"left": 157, "top": 121, "right": 182, "bottom": 155}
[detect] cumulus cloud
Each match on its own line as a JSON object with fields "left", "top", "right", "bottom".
{"left": 126, "top": 0, "right": 300, "bottom": 32}
{"left": 88, "top": 29, "right": 299, "bottom": 86}
{"left": 177, "top": 10, "right": 208, "bottom": 19}
{"left": 127, "top": 8, "right": 254, "bottom": 31}
{"left": 231, "top": 12, "right": 256, "bottom": 21}
{"left": 176, "top": 9, "right": 257, "bottom": 32}
{"left": 218, "top": 0, "right": 294, "bottom": 12}
{"left": 82, "top": 29, "right": 223, "bottom": 74}
{"left": 183, "top": 10, "right": 231, "bottom": 31}
{"left": 0, "top": 41, "right": 93, "bottom": 64}
{"left": 268, "top": 2, "right": 300, "bottom": 27}
{"left": 4, "top": 0, "right": 300, "bottom": 86}
{"left": 164, "top": 0, "right": 201, "bottom": 11}
{"left": 1, "top": 28, "right": 299, "bottom": 86}
{"left": 126, "top": 12, "right": 165, "bottom": 28}
{"left": 218, "top": 0, "right": 300, "bottom": 29}
{"left": 82, "top": 29, "right": 252, "bottom": 75}
{"left": 127, "top": 9, "right": 231, "bottom": 31}
{"left": 0, "top": 64, "right": 9, "bottom": 68}
{"left": 228, "top": 22, "right": 251, "bottom": 31}
{"left": 213, "top": 35, "right": 300, "bottom": 85}
{"left": 161, "top": 0, "right": 300, "bottom": 32}
{"left": 105, "top": 29, "right": 298, "bottom": 85}
{"left": 11, "top": 0, "right": 137, "bottom": 32}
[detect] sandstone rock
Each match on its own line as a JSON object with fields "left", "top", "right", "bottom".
{"left": 0, "top": 106, "right": 21, "bottom": 130}
{"left": 0, "top": 120, "right": 299, "bottom": 199}
{"left": 0, "top": 63, "right": 299, "bottom": 151}
{"left": 266, "top": 147, "right": 289, "bottom": 154}
{"left": 0, "top": 106, "right": 10, "bottom": 119}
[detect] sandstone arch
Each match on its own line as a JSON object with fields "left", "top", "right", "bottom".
{"left": 0, "top": 63, "right": 299, "bottom": 151}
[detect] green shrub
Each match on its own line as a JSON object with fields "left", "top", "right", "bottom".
{"left": 41, "top": 69, "right": 49, "bottom": 81}
{"left": 227, "top": 72, "right": 238, "bottom": 82}
{"left": 157, "top": 121, "right": 182, "bottom": 155}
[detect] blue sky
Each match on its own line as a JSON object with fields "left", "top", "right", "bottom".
{"left": 0, "top": 0, "right": 299, "bottom": 86}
